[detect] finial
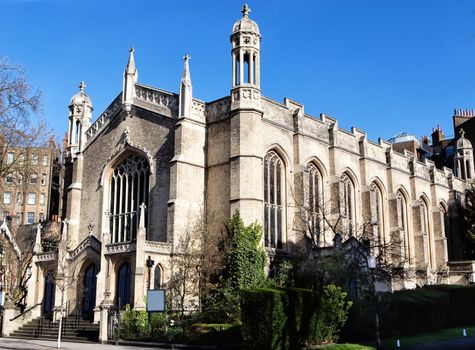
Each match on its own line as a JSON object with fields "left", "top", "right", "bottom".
{"left": 79, "top": 81, "right": 86, "bottom": 92}
{"left": 183, "top": 53, "right": 191, "bottom": 62}
{"left": 129, "top": 47, "right": 134, "bottom": 53}
{"left": 460, "top": 128, "right": 465, "bottom": 138}
{"left": 241, "top": 3, "right": 251, "bottom": 17}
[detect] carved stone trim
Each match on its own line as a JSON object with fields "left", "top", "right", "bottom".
{"left": 85, "top": 95, "right": 122, "bottom": 144}
{"left": 105, "top": 242, "right": 136, "bottom": 255}
{"left": 69, "top": 235, "right": 101, "bottom": 260}
{"left": 145, "top": 241, "right": 172, "bottom": 254}
{"left": 135, "top": 85, "right": 178, "bottom": 113}
{"left": 36, "top": 252, "right": 57, "bottom": 262}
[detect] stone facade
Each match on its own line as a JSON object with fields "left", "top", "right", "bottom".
{"left": 14, "top": 4, "right": 473, "bottom": 339}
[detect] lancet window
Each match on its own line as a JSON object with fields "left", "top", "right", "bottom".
{"left": 340, "top": 173, "right": 355, "bottom": 234}
{"left": 397, "top": 190, "right": 410, "bottom": 260}
{"left": 109, "top": 154, "right": 149, "bottom": 243}
{"left": 419, "top": 198, "right": 433, "bottom": 267}
{"left": 370, "top": 183, "right": 384, "bottom": 245}
{"left": 307, "top": 163, "right": 322, "bottom": 239}
{"left": 264, "top": 151, "right": 284, "bottom": 249}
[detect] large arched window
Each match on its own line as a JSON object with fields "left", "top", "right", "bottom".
{"left": 307, "top": 163, "right": 322, "bottom": 241}
{"left": 439, "top": 202, "right": 449, "bottom": 239}
{"left": 340, "top": 173, "right": 355, "bottom": 234}
{"left": 264, "top": 151, "right": 284, "bottom": 249}
{"left": 397, "top": 190, "right": 410, "bottom": 260}
{"left": 109, "top": 154, "right": 150, "bottom": 243}
{"left": 370, "top": 183, "right": 384, "bottom": 246}
{"left": 419, "top": 198, "right": 433, "bottom": 268}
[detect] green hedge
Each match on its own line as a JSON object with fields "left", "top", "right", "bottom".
{"left": 241, "top": 286, "right": 351, "bottom": 349}
{"left": 343, "top": 284, "right": 475, "bottom": 342}
{"left": 241, "top": 288, "right": 288, "bottom": 350}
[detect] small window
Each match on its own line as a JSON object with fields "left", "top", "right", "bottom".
{"left": 6, "top": 153, "right": 14, "bottom": 165}
{"left": 30, "top": 154, "right": 38, "bottom": 165}
{"left": 27, "top": 212, "right": 35, "bottom": 224}
{"left": 3, "top": 192, "right": 11, "bottom": 204}
{"left": 40, "top": 193, "right": 45, "bottom": 206}
{"left": 27, "top": 193, "right": 36, "bottom": 205}
{"left": 18, "top": 174, "right": 23, "bottom": 185}
{"left": 41, "top": 173, "right": 47, "bottom": 186}
{"left": 3, "top": 211, "right": 9, "bottom": 220}
{"left": 30, "top": 174, "right": 37, "bottom": 184}
{"left": 42, "top": 155, "right": 48, "bottom": 166}
{"left": 18, "top": 155, "right": 24, "bottom": 166}
{"left": 5, "top": 175, "right": 13, "bottom": 184}
{"left": 39, "top": 213, "right": 44, "bottom": 222}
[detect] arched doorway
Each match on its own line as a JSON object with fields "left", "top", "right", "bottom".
{"left": 117, "top": 262, "right": 130, "bottom": 309}
{"left": 82, "top": 264, "right": 97, "bottom": 320}
{"left": 43, "top": 272, "right": 55, "bottom": 318}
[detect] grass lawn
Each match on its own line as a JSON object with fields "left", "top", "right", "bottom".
{"left": 319, "top": 344, "right": 375, "bottom": 350}
{"left": 379, "top": 325, "right": 475, "bottom": 349}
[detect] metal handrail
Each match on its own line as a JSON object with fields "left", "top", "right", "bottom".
{"left": 9, "top": 302, "right": 42, "bottom": 321}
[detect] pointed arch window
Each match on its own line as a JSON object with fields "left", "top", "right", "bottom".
{"left": 419, "top": 198, "right": 433, "bottom": 267}
{"left": 109, "top": 154, "right": 150, "bottom": 243}
{"left": 154, "top": 265, "right": 162, "bottom": 290}
{"left": 439, "top": 203, "right": 449, "bottom": 239}
{"left": 397, "top": 190, "right": 410, "bottom": 260}
{"left": 370, "top": 183, "right": 384, "bottom": 246}
{"left": 264, "top": 151, "right": 284, "bottom": 249}
{"left": 340, "top": 173, "right": 355, "bottom": 234}
{"left": 307, "top": 163, "right": 322, "bottom": 240}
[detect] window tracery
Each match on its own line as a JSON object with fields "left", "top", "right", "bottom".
{"left": 264, "top": 151, "right": 284, "bottom": 249}
{"left": 109, "top": 154, "right": 149, "bottom": 243}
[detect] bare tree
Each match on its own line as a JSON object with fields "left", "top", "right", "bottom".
{"left": 168, "top": 211, "right": 226, "bottom": 315}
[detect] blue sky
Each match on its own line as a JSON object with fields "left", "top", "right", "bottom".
{"left": 2, "top": 0, "right": 475, "bottom": 144}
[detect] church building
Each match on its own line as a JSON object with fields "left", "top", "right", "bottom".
{"left": 8, "top": 4, "right": 473, "bottom": 341}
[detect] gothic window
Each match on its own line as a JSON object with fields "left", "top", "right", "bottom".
{"left": 340, "top": 173, "right": 355, "bottom": 234}
{"left": 419, "top": 198, "right": 433, "bottom": 267}
{"left": 397, "top": 190, "right": 410, "bottom": 259}
{"left": 370, "top": 183, "right": 384, "bottom": 245}
{"left": 30, "top": 173, "right": 37, "bottom": 184}
{"left": 466, "top": 160, "right": 472, "bottom": 179}
{"left": 109, "top": 154, "right": 150, "bottom": 243}
{"left": 307, "top": 163, "right": 322, "bottom": 239}
{"left": 264, "top": 151, "right": 284, "bottom": 249}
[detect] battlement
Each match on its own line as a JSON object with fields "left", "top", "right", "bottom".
{"left": 454, "top": 108, "right": 475, "bottom": 117}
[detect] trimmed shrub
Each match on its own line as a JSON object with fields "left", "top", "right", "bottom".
{"left": 241, "top": 286, "right": 352, "bottom": 349}
{"left": 427, "top": 284, "right": 475, "bottom": 326}
{"left": 241, "top": 288, "right": 288, "bottom": 350}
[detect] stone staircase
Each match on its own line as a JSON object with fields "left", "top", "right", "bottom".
{"left": 9, "top": 315, "right": 99, "bottom": 343}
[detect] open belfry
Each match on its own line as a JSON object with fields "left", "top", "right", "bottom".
{"left": 5, "top": 4, "right": 475, "bottom": 341}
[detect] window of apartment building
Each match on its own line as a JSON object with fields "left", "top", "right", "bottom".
{"left": 27, "top": 193, "right": 36, "bottom": 205}
{"left": 3, "top": 211, "right": 9, "bottom": 220}
{"left": 18, "top": 155, "right": 24, "bottom": 166}
{"left": 18, "top": 174, "right": 23, "bottom": 185}
{"left": 41, "top": 173, "right": 47, "bottom": 186}
{"left": 17, "top": 192, "right": 23, "bottom": 204}
{"left": 3, "top": 192, "right": 11, "bottom": 204}
{"left": 30, "top": 173, "right": 37, "bottom": 184}
{"left": 5, "top": 174, "right": 13, "bottom": 184}
{"left": 42, "top": 155, "right": 48, "bottom": 166}
{"left": 27, "top": 212, "right": 34, "bottom": 224}
{"left": 6, "top": 152, "right": 14, "bottom": 165}
{"left": 30, "top": 154, "right": 38, "bottom": 165}
{"left": 39, "top": 213, "right": 44, "bottom": 222}
{"left": 40, "top": 193, "right": 45, "bottom": 206}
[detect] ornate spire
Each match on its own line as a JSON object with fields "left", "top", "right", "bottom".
{"left": 241, "top": 3, "right": 251, "bottom": 17}
{"left": 126, "top": 47, "right": 136, "bottom": 74}
{"left": 79, "top": 81, "right": 86, "bottom": 92}
{"left": 181, "top": 54, "right": 192, "bottom": 88}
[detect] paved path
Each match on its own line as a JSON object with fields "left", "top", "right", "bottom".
{"left": 0, "top": 338, "right": 180, "bottom": 350}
